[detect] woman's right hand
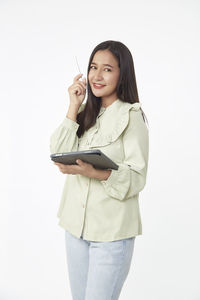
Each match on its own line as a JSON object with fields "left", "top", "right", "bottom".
{"left": 68, "top": 73, "right": 87, "bottom": 107}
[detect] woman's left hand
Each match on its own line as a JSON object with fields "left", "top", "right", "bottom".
{"left": 54, "top": 159, "right": 96, "bottom": 178}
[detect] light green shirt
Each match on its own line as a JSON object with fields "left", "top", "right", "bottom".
{"left": 50, "top": 98, "right": 149, "bottom": 242}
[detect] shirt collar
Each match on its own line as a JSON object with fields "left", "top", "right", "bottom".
{"left": 98, "top": 98, "right": 121, "bottom": 117}
{"left": 97, "top": 99, "right": 141, "bottom": 118}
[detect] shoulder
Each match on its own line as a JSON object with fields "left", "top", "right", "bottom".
{"left": 117, "top": 102, "right": 149, "bottom": 142}
{"left": 120, "top": 101, "right": 142, "bottom": 114}
{"left": 122, "top": 102, "right": 147, "bottom": 128}
{"left": 107, "top": 102, "right": 144, "bottom": 142}
{"left": 118, "top": 101, "right": 145, "bottom": 126}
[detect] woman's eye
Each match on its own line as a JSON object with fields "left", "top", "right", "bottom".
{"left": 90, "top": 66, "right": 111, "bottom": 72}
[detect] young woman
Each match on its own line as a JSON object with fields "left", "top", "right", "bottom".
{"left": 50, "top": 40, "right": 149, "bottom": 300}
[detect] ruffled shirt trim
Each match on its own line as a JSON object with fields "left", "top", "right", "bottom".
{"left": 90, "top": 101, "right": 142, "bottom": 147}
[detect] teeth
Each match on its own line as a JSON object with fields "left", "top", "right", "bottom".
{"left": 95, "top": 84, "right": 104, "bottom": 86}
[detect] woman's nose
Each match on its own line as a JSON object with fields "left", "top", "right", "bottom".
{"left": 94, "top": 69, "right": 103, "bottom": 80}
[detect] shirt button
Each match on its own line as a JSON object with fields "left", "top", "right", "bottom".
{"left": 82, "top": 204, "right": 85, "bottom": 208}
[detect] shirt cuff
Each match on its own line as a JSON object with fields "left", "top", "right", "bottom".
{"left": 62, "top": 117, "right": 80, "bottom": 131}
{"left": 101, "top": 163, "right": 131, "bottom": 201}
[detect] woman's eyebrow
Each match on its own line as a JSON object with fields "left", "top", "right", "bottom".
{"left": 91, "top": 62, "right": 114, "bottom": 68}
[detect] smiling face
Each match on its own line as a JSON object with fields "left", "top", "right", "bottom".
{"left": 88, "top": 50, "right": 120, "bottom": 105}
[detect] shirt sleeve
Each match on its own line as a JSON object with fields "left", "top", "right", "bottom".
{"left": 49, "top": 104, "right": 85, "bottom": 154}
{"left": 100, "top": 109, "right": 149, "bottom": 201}
{"left": 50, "top": 117, "right": 80, "bottom": 154}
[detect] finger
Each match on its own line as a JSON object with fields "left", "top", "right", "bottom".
{"left": 73, "top": 84, "right": 85, "bottom": 96}
{"left": 54, "top": 162, "right": 66, "bottom": 169}
{"left": 82, "top": 77, "right": 87, "bottom": 84}
{"left": 83, "top": 78, "right": 87, "bottom": 87}
{"left": 68, "top": 165, "right": 81, "bottom": 173}
{"left": 74, "top": 82, "right": 85, "bottom": 93}
{"left": 71, "top": 85, "right": 82, "bottom": 95}
{"left": 73, "top": 73, "right": 83, "bottom": 83}
{"left": 76, "top": 159, "right": 83, "bottom": 164}
{"left": 73, "top": 87, "right": 83, "bottom": 96}
{"left": 76, "top": 81, "right": 87, "bottom": 90}
{"left": 75, "top": 82, "right": 86, "bottom": 95}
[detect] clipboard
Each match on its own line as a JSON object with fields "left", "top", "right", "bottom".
{"left": 50, "top": 149, "right": 119, "bottom": 170}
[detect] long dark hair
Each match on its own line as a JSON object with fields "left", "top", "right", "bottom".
{"left": 77, "top": 40, "right": 148, "bottom": 138}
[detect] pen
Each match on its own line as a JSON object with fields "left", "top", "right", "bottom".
{"left": 75, "top": 55, "right": 82, "bottom": 74}
{"left": 75, "top": 55, "right": 85, "bottom": 82}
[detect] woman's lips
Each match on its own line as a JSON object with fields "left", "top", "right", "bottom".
{"left": 93, "top": 83, "right": 106, "bottom": 89}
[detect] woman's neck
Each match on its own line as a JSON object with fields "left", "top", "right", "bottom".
{"left": 101, "top": 97, "right": 118, "bottom": 108}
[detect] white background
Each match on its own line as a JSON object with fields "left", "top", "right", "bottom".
{"left": 0, "top": 0, "right": 199, "bottom": 299}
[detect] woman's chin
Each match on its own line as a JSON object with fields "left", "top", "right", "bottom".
{"left": 92, "top": 90, "right": 105, "bottom": 97}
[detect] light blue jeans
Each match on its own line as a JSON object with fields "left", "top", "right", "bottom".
{"left": 64, "top": 230, "right": 136, "bottom": 300}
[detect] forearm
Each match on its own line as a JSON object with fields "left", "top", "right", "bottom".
{"left": 92, "top": 168, "right": 111, "bottom": 181}
{"left": 66, "top": 104, "right": 80, "bottom": 122}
